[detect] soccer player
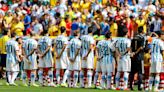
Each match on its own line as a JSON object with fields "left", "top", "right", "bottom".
{"left": 38, "top": 32, "right": 55, "bottom": 87}
{"left": 80, "top": 27, "right": 95, "bottom": 88}
{"left": 6, "top": 33, "right": 20, "bottom": 86}
{"left": 129, "top": 27, "right": 146, "bottom": 91}
{"left": 93, "top": 38, "right": 104, "bottom": 89}
{"left": 115, "top": 27, "right": 131, "bottom": 90}
{"left": 148, "top": 31, "right": 164, "bottom": 91}
{"left": 54, "top": 26, "right": 68, "bottom": 86}
{"left": 101, "top": 32, "right": 115, "bottom": 89}
{"left": 61, "top": 31, "right": 81, "bottom": 87}
{"left": 22, "top": 33, "right": 38, "bottom": 87}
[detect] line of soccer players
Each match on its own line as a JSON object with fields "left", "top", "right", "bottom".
{"left": 5, "top": 26, "right": 164, "bottom": 91}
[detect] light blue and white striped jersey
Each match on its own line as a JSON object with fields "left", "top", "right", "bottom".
{"left": 81, "top": 35, "right": 95, "bottom": 57}
{"left": 96, "top": 40, "right": 105, "bottom": 58}
{"left": 151, "top": 38, "right": 164, "bottom": 62}
{"left": 115, "top": 37, "right": 131, "bottom": 55}
{"left": 68, "top": 37, "right": 81, "bottom": 60}
{"left": 23, "top": 38, "right": 38, "bottom": 62}
{"left": 38, "top": 36, "right": 52, "bottom": 60}
{"left": 103, "top": 40, "right": 114, "bottom": 56}
{"left": 54, "top": 35, "right": 68, "bottom": 57}
{"left": 6, "top": 39, "right": 19, "bottom": 63}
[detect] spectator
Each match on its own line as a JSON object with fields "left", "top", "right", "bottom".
{"left": 23, "top": 10, "right": 31, "bottom": 35}
{"left": 33, "top": 17, "right": 43, "bottom": 35}
{"left": 0, "top": 29, "right": 10, "bottom": 80}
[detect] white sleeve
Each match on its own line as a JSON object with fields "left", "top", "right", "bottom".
{"left": 127, "top": 39, "right": 131, "bottom": 48}
{"left": 15, "top": 42, "right": 19, "bottom": 51}
{"left": 160, "top": 40, "right": 164, "bottom": 51}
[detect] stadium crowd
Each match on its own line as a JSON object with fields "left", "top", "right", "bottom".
{"left": 0, "top": 0, "right": 164, "bottom": 91}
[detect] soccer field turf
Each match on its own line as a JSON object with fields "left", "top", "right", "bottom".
{"left": 0, "top": 80, "right": 139, "bottom": 92}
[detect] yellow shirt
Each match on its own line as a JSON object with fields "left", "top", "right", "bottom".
{"left": 59, "top": 20, "right": 66, "bottom": 28}
{"left": 110, "top": 23, "right": 118, "bottom": 37}
{"left": 136, "top": 19, "right": 147, "bottom": 33}
{"left": 144, "top": 53, "right": 151, "bottom": 66}
{"left": 4, "top": 16, "right": 13, "bottom": 25}
{"left": 48, "top": 25, "right": 60, "bottom": 37}
{"left": 0, "top": 35, "right": 10, "bottom": 54}
{"left": 11, "top": 22, "right": 24, "bottom": 36}
{"left": 81, "top": 2, "right": 91, "bottom": 10}
{"left": 72, "top": 3, "right": 80, "bottom": 10}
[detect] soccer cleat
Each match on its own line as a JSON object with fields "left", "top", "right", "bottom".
{"left": 61, "top": 83, "right": 68, "bottom": 87}
{"left": 10, "top": 83, "right": 18, "bottom": 86}
{"left": 154, "top": 88, "right": 159, "bottom": 92}
{"left": 123, "top": 88, "right": 130, "bottom": 91}
{"left": 116, "top": 87, "right": 120, "bottom": 90}
{"left": 5, "top": 82, "right": 9, "bottom": 86}
{"left": 111, "top": 86, "right": 116, "bottom": 90}
{"left": 31, "top": 83, "right": 39, "bottom": 87}
{"left": 48, "top": 83, "right": 56, "bottom": 87}
{"left": 95, "top": 86, "right": 103, "bottom": 89}
{"left": 22, "top": 83, "right": 28, "bottom": 87}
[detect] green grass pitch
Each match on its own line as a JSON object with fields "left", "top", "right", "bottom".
{"left": 0, "top": 80, "right": 140, "bottom": 92}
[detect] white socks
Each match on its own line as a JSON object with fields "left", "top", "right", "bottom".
{"left": 80, "top": 71, "right": 84, "bottom": 87}
{"left": 22, "top": 72, "right": 27, "bottom": 84}
{"left": 154, "top": 75, "right": 160, "bottom": 90}
{"left": 56, "top": 69, "right": 60, "bottom": 84}
{"left": 48, "top": 70, "right": 54, "bottom": 84}
{"left": 94, "top": 72, "right": 99, "bottom": 85}
{"left": 73, "top": 71, "right": 79, "bottom": 86}
{"left": 38, "top": 70, "right": 43, "bottom": 84}
{"left": 115, "top": 72, "right": 120, "bottom": 88}
{"left": 30, "top": 72, "right": 35, "bottom": 84}
{"left": 7, "top": 72, "right": 12, "bottom": 84}
{"left": 107, "top": 73, "right": 112, "bottom": 89}
{"left": 62, "top": 70, "right": 70, "bottom": 84}
{"left": 149, "top": 76, "right": 154, "bottom": 90}
{"left": 11, "top": 72, "right": 18, "bottom": 84}
{"left": 101, "top": 72, "right": 106, "bottom": 88}
{"left": 123, "top": 72, "right": 129, "bottom": 89}
{"left": 87, "top": 70, "right": 93, "bottom": 87}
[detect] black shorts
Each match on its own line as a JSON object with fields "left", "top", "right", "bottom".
{"left": 0, "top": 54, "right": 7, "bottom": 67}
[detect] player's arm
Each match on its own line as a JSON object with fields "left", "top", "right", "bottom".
{"left": 73, "top": 48, "right": 80, "bottom": 61}
{"left": 27, "top": 48, "right": 37, "bottom": 57}
{"left": 58, "top": 44, "right": 67, "bottom": 58}
{"left": 42, "top": 46, "right": 51, "bottom": 57}
{"left": 85, "top": 44, "right": 94, "bottom": 58}
{"left": 37, "top": 45, "right": 43, "bottom": 55}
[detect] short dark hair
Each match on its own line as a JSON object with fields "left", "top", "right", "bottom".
{"left": 11, "top": 33, "right": 16, "bottom": 38}
{"left": 2, "top": 29, "right": 8, "bottom": 35}
{"left": 122, "top": 26, "right": 128, "bottom": 37}
{"left": 105, "top": 32, "right": 111, "bottom": 39}
{"left": 88, "top": 26, "right": 93, "bottom": 34}
{"left": 138, "top": 26, "right": 143, "bottom": 33}
{"left": 60, "top": 26, "right": 66, "bottom": 33}
{"left": 73, "top": 30, "right": 80, "bottom": 36}
{"left": 155, "top": 31, "right": 162, "bottom": 37}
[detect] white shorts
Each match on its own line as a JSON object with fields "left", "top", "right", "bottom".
{"left": 81, "top": 55, "right": 94, "bottom": 69}
{"left": 6, "top": 55, "right": 19, "bottom": 72}
{"left": 101, "top": 56, "right": 115, "bottom": 73}
{"left": 38, "top": 57, "right": 54, "bottom": 68}
{"left": 6, "top": 61, "right": 19, "bottom": 72}
{"left": 150, "top": 62, "right": 162, "bottom": 73}
{"left": 67, "top": 57, "right": 81, "bottom": 71}
{"left": 95, "top": 60, "right": 102, "bottom": 72}
{"left": 117, "top": 55, "right": 131, "bottom": 72}
{"left": 56, "top": 56, "right": 68, "bottom": 69}
{"left": 23, "top": 57, "right": 38, "bottom": 70}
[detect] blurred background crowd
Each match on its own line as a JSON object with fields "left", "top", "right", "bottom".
{"left": 0, "top": 0, "right": 163, "bottom": 83}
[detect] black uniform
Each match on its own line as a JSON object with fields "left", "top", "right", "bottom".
{"left": 129, "top": 34, "right": 145, "bottom": 90}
